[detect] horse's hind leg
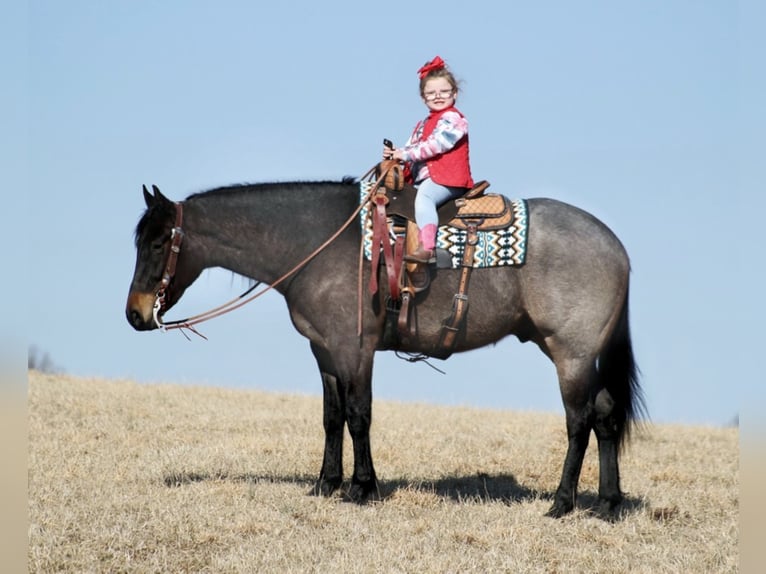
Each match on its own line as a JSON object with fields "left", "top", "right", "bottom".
{"left": 593, "top": 388, "right": 622, "bottom": 512}
{"left": 547, "top": 357, "right": 596, "bottom": 518}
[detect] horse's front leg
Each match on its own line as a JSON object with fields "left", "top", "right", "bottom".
{"left": 314, "top": 370, "right": 346, "bottom": 496}
{"left": 344, "top": 359, "right": 378, "bottom": 503}
{"left": 310, "top": 345, "right": 345, "bottom": 497}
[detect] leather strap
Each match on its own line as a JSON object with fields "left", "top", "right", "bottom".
{"left": 436, "top": 221, "right": 479, "bottom": 356}
{"left": 393, "top": 234, "right": 405, "bottom": 290}
{"left": 369, "top": 191, "right": 401, "bottom": 301}
{"left": 155, "top": 202, "right": 185, "bottom": 313}
{"left": 368, "top": 196, "right": 384, "bottom": 295}
{"left": 397, "top": 288, "right": 414, "bottom": 344}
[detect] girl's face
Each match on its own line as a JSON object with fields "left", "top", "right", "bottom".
{"left": 422, "top": 77, "right": 456, "bottom": 112}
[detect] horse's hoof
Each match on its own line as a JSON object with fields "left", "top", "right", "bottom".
{"left": 596, "top": 496, "right": 622, "bottom": 518}
{"left": 310, "top": 477, "right": 341, "bottom": 497}
{"left": 344, "top": 479, "right": 379, "bottom": 504}
{"left": 545, "top": 500, "right": 574, "bottom": 518}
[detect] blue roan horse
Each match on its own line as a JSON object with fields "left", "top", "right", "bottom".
{"left": 126, "top": 180, "right": 645, "bottom": 517}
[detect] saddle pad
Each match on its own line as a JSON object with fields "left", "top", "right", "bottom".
{"left": 359, "top": 181, "right": 528, "bottom": 268}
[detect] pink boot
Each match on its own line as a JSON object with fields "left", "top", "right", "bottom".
{"left": 405, "top": 224, "right": 437, "bottom": 264}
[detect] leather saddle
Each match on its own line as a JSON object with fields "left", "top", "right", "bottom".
{"left": 384, "top": 180, "right": 512, "bottom": 231}
{"left": 386, "top": 180, "right": 513, "bottom": 258}
{"left": 382, "top": 178, "right": 513, "bottom": 296}
{"left": 368, "top": 177, "right": 513, "bottom": 360}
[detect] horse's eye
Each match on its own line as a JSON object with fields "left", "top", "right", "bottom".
{"left": 150, "top": 240, "right": 165, "bottom": 253}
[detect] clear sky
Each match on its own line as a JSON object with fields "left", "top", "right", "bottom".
{"left": 12, "top": 1, "right": 764, "bottom": 427}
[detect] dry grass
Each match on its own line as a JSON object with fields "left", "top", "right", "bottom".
{"left": 28, "top": 371, "right": 738, "bottom": 573}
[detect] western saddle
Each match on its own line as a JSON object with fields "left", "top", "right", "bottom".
{"left": 367, "top": 164, "right": 514, "bottom": 359}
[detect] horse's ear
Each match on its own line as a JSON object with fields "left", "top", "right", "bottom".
{"left": 142, "top": 184, "right": 154, "bottom": 208}
{"left": 151, "top": 185, "right": 172, "bottom": 206}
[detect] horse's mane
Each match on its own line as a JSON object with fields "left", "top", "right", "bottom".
{"left": 186, "top": 177, "right": 358, "bottom": 201}
{"left": 135, "top": 177, "right": 359, "bottom": 246}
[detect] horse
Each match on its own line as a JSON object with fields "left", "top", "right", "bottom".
{"left": 126, "top": 179, "right": 645, "bottom": 517}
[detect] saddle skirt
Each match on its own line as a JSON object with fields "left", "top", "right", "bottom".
{"left": 360, "top": 181, "right": 528, "bottom": 268}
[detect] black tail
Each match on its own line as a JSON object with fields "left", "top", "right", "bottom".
{"left": 597, "top": 286, "right": 647, "bottom": 450}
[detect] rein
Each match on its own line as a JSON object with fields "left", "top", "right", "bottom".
{"left": 153, "top": 165, "right": 390, "bottom": 338}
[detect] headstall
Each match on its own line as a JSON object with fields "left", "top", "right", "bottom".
{"left": 152, "top": 202, "right": 184, "bottom": 329}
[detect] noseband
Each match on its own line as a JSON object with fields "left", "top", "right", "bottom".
{"left": 152, "top": 202, "right": 184, "bottom": 329}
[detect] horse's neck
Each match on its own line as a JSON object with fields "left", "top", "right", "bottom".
{"left": 186, "top": 187, "right": 350, "bottom": 284}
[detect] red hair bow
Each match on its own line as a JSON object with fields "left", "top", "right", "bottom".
{"left": 417, "top": 56, "right": 445, "bottom": 79}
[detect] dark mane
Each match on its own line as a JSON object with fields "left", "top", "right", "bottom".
{"left": 135, "top": 178, "right": 359, "bottom": 246}
{"left": 186, "top": 177, "right": 358, "bottom": 201}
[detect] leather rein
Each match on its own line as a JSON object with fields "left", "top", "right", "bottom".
{"left": 152, "top": 165, "right": 388, "bottom": 338}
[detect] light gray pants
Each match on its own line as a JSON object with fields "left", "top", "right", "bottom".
{"left": 414, "top": 178, "right": 466, "bottom": 228}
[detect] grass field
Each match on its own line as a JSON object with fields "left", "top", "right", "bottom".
{"left": 28, "top": 371, "right": 738, "bottom": 573}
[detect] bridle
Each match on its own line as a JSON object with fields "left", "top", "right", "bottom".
{"left": 152, "top": 202, "right": 185, "bottom": 329}
{"left": 150, "top": 164, "right": 390, "bottom": 338}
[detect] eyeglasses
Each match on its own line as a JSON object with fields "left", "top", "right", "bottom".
{"left": 423, "top": 89, "right": 454, "bottom": 101}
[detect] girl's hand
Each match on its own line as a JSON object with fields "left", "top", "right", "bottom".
{"left": 382, "top": 147, "right": 404, "bottom": 161}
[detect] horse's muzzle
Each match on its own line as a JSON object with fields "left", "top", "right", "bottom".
{"left": 126, "top": 291, "right": 158, "bottom": 331}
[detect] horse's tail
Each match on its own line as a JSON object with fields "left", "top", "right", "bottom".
{"left": 597, "top": 285, "right": 647, "bottom": 450}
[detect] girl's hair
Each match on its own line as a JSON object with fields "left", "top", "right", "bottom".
{"left": 419, "top": 66, "right": 459, "bottom": 97}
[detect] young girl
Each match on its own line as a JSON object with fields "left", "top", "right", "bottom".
{"left": 383, "top": 55, "right": 474, "bottom": 263}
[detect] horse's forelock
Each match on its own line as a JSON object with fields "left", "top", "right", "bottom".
{"left": 133, "top": 202, "right": 174, "bottom": 248}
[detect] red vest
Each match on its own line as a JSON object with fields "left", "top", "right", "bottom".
{"left": 417, "top": 106, "right": 474, "bottom": 188}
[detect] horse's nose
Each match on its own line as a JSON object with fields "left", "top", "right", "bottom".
{"left": 127, "top": 308, "right": 144, "bottom": 330}
{"left": 126, "top": 292, "right": 157, "bottom": 331}
{"left": 126, "top": 307, "right": 153, "bottom": 331}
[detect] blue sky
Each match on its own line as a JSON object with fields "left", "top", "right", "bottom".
{"left": 11, "top": 1, "right": 763, "bottom": 426}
